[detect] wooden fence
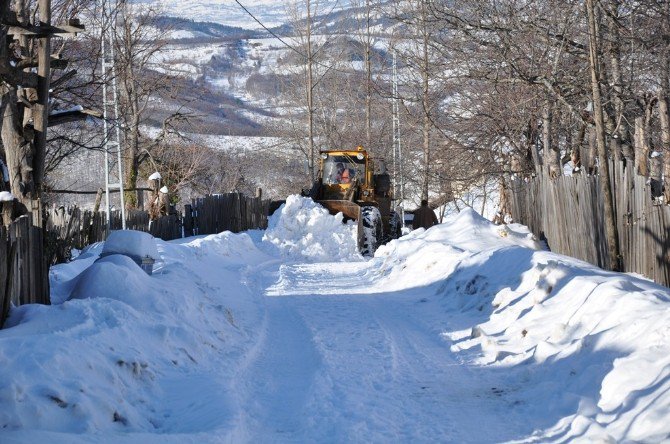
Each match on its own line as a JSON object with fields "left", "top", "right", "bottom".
{"left": 44, "top": 192, "right": 269, "bottom": 255}
{"left": 1, "top": 216, "right": 50, "bottom": 328}
{"left": 0, "top": 192, "right": 270, "bottom": 328}
{"left": 44, "top": 207, "right": 172, "bottom": 253}
{"left": 185, "top": 194, "right": 270, "bottom": 236}
{"left": 507, "top": 161, "right": 670, "bottom": 287}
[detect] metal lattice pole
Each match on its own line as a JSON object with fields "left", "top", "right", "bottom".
{"left": 392, "top": 51, "right": 405, "bottom": 226}
{"left": 101, "top": 0, "right": 126, "bottom": 230}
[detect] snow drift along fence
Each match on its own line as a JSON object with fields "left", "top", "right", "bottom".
{"left": 507, "top": 161, "right": 670, "bottom": 288}
{"left": 44, "top": 193, "right": 269, "bottom": 259}
{"left": 0, "top": 216, "right": 50, "bottom": 328}
{"left": 2, "top": 192, "right": 269, "bottom": 328}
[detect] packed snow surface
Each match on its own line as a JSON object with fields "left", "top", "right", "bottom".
{"left": 1, "top": 199, "right": 669, "bottom": 443}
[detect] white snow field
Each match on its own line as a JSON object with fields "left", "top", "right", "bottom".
{"left": 1, "top": 195, "right": 669, "bottom": 443}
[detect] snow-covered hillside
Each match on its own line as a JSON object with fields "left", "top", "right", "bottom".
{"left": 1, "top": 198, "right": 669, "bottom": 442}
{"left": 146, "top": 0, "right": 351, "bottom": 30}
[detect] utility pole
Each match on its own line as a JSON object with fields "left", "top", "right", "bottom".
{"left": 32, "top": 0, "right": 51, "bottom": 226}
{"left": 392, "top": 50, "right": 405, "bottom": 225}
{"left": 4, "top": 1, "right": 85, "bottom": 224}
{"left": 364, "top": 0, "right": 372, "bottom": 150}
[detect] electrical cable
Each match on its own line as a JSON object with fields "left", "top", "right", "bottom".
{"left": 232, "top": 0, "right": 362, "bottom": 77}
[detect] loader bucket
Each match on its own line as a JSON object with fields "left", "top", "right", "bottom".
{"left": 317, "top": 200, "right": 361, "bottom": 221}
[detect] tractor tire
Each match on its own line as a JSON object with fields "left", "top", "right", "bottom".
{"left": 389, "top": 211, "right": 402, "bottom": 241}
{"left": 359, "top": 206, "right": 382, "bottom": 257}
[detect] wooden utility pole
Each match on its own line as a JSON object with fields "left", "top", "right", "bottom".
{"left": 31, "top": 0, "right": 51, "bottom": 226}
{"left": 3, "top": 2, "right": 85, "bottom": 225}
{"left": 586, "top": 0, "right": 621, "bottom": 271}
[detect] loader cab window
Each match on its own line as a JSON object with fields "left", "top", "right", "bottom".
{"left": 323, "top": 154, "right": 366, "bottom": 185}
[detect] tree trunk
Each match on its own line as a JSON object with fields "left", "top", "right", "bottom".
{"left": 586, "top": 125, "right": 597, "bottom": 174}
{"left": 543, "top": 99, "right": 561, "bottom": 177}
{"left": 528, "top": 119, "right": 542, "bottom": 174}
{"left": 1, "top": 90, "right": 34, "bottom": 205}
{"left": 605, "top": 0, "right": 634, "bottom": 163}
{"left": 120, "top": 12, "right": 141, "bottom": 210}
{"left": 364, "top": 0, "right": 372, "bottom": 151}
{"left": 587, "top": 0, "right": 621, "bottom": 271}
{"left": 634, "top": 116, "right": 649, "bottom": 176}
{"left": 659, "top": 95, "right": 670, "bottom": 203}
{"left": 572, "top": 123, "right": 586, "bottom": 174}
{"left": 420, "top": 0, "right": 430, "bottom": 200}
{"left": 306, "top": 0, "right": 315, "bottom": 182}
{"left": 660, "top": 0, "right": 670, "bottom": 204}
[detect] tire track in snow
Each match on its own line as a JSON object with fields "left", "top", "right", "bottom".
{"left": 230, "top": 263, "right": 322, "bottom": 441}
{"left": 364, "top": 298, "right": 518, "bottom": 442}
{"left": 228, "top": 261, "right": 528, "bottom": 442}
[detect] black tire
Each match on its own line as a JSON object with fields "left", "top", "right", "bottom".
{"left": 389, "top": 211, "right": 402, "bottom": 240}
{"left": 359, "top": 206, "right": 382, "bottom": 257}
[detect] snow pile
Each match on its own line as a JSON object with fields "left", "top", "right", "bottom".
{"left": 263, "top": 195, "right": 360, "bottom": 262}
{"left": 69, "top": 255, "right": 155, "bottom": 310}
{"left": 374, "top": 208, "right": 670, "bottom": 443}
{"left": 184, "top": 230, "right": 270, "bottom": 267}
{"left": 49, "top": 243, "right": 104, "bottom": 304}
{"left": 373, "top": 208, "right": 541, "bottom": 291}
{"left": 444, "top": 258, "right": 670, "bottom": 442}
{"left": 0, "top": 232, "right": 267, "bottom": 440}
{"left": 102, "top": 230, "right": 160, "bottom": 260}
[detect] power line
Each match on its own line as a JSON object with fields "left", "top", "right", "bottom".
{"left": 232, "top": 0, "right": 306, "bottom": 59}
{"left": 232, "top": 0, "right": 356, "bottom": 77}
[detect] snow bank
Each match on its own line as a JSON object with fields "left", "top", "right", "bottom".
{"left": 446, "top": 257, "right": 670, "bottom": 442}
{"left": 183, "top": 230, "right": 270, "bottom": 267}
{"left": 101, "top": 230, "right": 160, "bottom": 260}
{"left": 373, "top": 208, "right": 541, "bottom": 291}
{"left": 375, "top": 207, "right": 670, "bottom": 443}
{"left": 69, "top": 255, "right": 155, "bottom": 308}
{"left": 263, "top": 195, "right": 361, "bottom": 262}
{"left": 0, "top": 231, "right": 268, "bottom": 439}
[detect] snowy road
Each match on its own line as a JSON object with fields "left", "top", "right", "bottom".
{"left": 3, "top": 198, "right": 670, "bottom": 443}
{"left": 226, "top": 262, "right": 527, "bottom": 443}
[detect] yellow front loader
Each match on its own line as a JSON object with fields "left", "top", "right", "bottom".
{"left": 305, "top": 146, "right": 402, "bottom": 256}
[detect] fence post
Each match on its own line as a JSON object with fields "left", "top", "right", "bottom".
{"left": 184, "top": 204, "right": 193, "bottom": 237}
{"left": 0, "top": 226, "right": 9, "bottom": 327}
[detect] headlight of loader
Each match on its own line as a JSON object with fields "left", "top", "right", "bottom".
{"left": 357, "top": 153, "right": 364, "bottom": 160}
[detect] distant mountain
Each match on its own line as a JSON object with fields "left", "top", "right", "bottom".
{"left": 153, "top": 16, "right": 263, "bottom": 40}
{"left": 140, "top": 0, "right": 399, "bottom": 138}
{"left": 143, "top": 0, "right": 352, "bottom": 31}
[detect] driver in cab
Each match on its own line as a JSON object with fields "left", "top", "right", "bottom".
{"left": 335, "top": 163, "right": 353, "bottom": 184}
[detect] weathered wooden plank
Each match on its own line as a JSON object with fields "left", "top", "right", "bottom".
{"left": 507, "top": 161, "right": 670, "bottom": 287}
{"left": 0, "top": 226, "right": 10, "bottom": 327}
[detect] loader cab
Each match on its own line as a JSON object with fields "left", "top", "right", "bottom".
{"left": 321, "top": 150, "right": 368, "bottom": 187}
